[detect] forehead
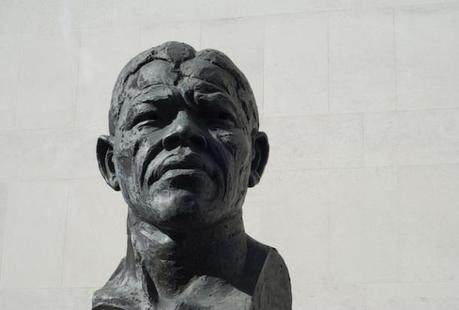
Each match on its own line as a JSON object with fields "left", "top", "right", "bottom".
{"left": 119, "top": 60, "right": 246, "bottom": 117}
{"left": 127, "top": 58, "right": 239, "bottom": 96}
{"left": 132, "top": 61, "right": 177, "bottom": 89}
{"left": 180, "top": 57, "right": 239, "bottom": 96}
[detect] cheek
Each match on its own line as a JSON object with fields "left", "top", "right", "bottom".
{"left": 115, "top": 129, "right": 166, "bottom": 187}
{"left": 113, "top": 131, "right": 148, "bottom": 190}
{"left": 113, "top": 134, "right": 149, "bottom": 208}
{"left": 115, "top": 155, "right": 134, "bottom": 182}
{"left": 214, "top": 130, "right": 251, "bottom": 172}
{"left": 114, "top": 136, "right": 136, "bottom": 177}
{"left": 212, "top": 131, "right": 252, "bottom": 207}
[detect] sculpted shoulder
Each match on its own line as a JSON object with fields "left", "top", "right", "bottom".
{"left": 246, "top": 237, "right": 292, "bottom": 310}
{"left": 92, "top": 235, "right": 291, "bottom": 310}
{"left": 92, "top": 258, "right": 151, "bottom": 310}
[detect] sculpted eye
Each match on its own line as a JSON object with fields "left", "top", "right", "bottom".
{"left": 218, "top": 111, "right": 234, "bottom": 122}
{"left": 131, "top": 111, "right": 161, "bottom": 129}
{"left": 207, "top": 110, "right": 237, "bottom": 128}
{"left": 207, "top": 111, "right": 237, "bottom": 128}
{"left": 212, "top": 111, "right": 236, "bottom": 127}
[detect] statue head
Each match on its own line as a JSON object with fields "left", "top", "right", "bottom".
{"left": 96, "top": 42, "right": 269, "bottom": 233}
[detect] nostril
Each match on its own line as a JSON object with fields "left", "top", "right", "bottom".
{"left": 162, "top": 130, "right": 207, "bottom": 150}
{"left": 163, "top": 134, "right": 181, "bottom": 150}
{"left": 190, "top": 135, "right": 207, "bottom": 149}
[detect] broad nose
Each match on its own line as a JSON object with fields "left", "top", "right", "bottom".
{"left": 162, "top": 111, "right": 207, "bottom": 151}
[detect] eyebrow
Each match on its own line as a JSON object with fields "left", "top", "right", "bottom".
{"left": 131, "top": 84, "right": 174, "bottom": 102}
{"left": 125, "top": 91, "right": 175, "bottom": 125}
{"left": 194, "top": 91, "right": 239, "bottom": 119}
{"left": 136, "top": 96, "right": 173, "bottom": 107}
{"left": 190, "top": 79, "right": 228, "bottom": 95}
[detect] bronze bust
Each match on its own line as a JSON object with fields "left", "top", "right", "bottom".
{"left": 93, "top": 41, "right": 291, "bottom": 310}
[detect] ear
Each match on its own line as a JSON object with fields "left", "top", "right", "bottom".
{"left": 96, "top": 135, "right": 120, "bottom": 191}
{"left": 248, "top": 131, "right": 269, "bottom": 187}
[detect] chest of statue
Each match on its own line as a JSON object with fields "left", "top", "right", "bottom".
{"left": 96, "top": 286, "right": 252, "bottom": 310}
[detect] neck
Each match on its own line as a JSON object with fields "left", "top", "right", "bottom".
{"left": 125, "top": 209, "right": 248, "bottom": 300}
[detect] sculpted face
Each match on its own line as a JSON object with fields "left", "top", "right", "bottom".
{"left": 107, "top": 59, "right": 256, "bottom": 232}
{"left": 93, "top": 44, "right": 291, "bottom": 310}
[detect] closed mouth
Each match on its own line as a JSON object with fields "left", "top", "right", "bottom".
{"left": 146, "top": 156, "right": 213, "bottom": 186}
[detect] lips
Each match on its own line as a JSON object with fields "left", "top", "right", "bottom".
{"left": 145, "top": 151, "right": 214, "bottom": 187}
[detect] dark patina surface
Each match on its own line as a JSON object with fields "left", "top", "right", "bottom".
{"left": 93, "top": 42, "right": 291, "bottom": 310}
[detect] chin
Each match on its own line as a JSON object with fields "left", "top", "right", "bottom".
{"left": 143, "top": 188, "right": 215, "bottom": 231}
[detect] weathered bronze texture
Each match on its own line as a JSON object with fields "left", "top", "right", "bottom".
{"left": 93, "top": 42, "right": 291, "bottom": 310}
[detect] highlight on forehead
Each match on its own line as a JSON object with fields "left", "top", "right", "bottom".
{"left": 180, "top": 58, "right": 238, "bottom": 98}
{"left": 109, "top": 41, "right": 259, "bottom": 135}
{"left": 134, "top": 61, "right": 177, "bottom": 89}
{"left": 130, "top": 84, "right": 175, "bottom": 102}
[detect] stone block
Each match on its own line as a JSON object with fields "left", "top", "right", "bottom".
{"left": 264, "top": 113, "right": 363, "bottom": 170}
{"left": 329, "top": 167, "right": 399, "bottom": 283}
{"left": 63, "top": 178, "right": 126, "bottom": 287}
{"left": 364, "top": 109, "right": 459, "bottom": 166}
{"left": 398, "top": 165, "right": 459, "bottom": 282}
{"left": 329, "top": 10, "right": 396, "bottom": 112}
{"left": 265, "top": 14, "right": 329, "bottom": 117}
{"left": 140, "top": 21, "right": 201, "bottom": 51}
{"left": 396, "top": 7, "right": 459, "bottom": 110}
{"left": 16, "top": 32, "right": 79, "bottom": 129}
{"left": 0, "top": 181, "right": 68, "bottom": 289}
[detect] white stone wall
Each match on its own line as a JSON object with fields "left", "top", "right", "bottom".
{"left": 1, "top": 0, "right": 459, "bottom": 309}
